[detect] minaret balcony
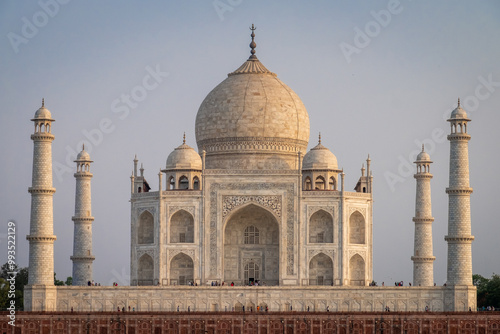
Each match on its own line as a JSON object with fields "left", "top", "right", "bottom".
{"left": 447, "top": 133, "right": 471, "bottom": 141}
{"left": 444, "top": 235, "right": 475, "bottom": 243}
{"left": 30, "top": 133, "right": 55, "bottom": 141}
{"left": 445, "top": 187, "right": 473, "bottom": 194}
{"left": 28, "top": 187, "right": 56, "bottom": 194}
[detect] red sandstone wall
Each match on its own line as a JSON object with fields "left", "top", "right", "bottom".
{"left": 1, "top": 311, "right": 500, "bottom": 334}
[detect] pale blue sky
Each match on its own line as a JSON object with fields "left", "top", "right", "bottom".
{"left": 1, "top": 1, "right": 499, "bottom": 285}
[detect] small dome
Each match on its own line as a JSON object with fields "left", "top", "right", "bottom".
{"left": 34, "top": 106, "right": 51, "bottom": 119}
{"left": 302, "top": 138, "right": 339, "bottom": 170}
{"left": 76, "top": 150, "right": 90, "bottom": 161}
{"left": 166, "top": 139, "right": 202, "bottom": 170}
{"left": 450, "top": 98, "right": 468, "bottom": 119}
{"left": 75, "top": 146, "right": 92, "bottom": 162}
{"left": 415, "top": 145, "right": 432, "bottom": 163}
{"left": 33, "top": 99, "right": 53, "bottom": 120}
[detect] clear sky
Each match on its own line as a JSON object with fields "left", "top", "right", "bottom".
{"left": 0, "top": 1, "right": 499, "bottom": 286}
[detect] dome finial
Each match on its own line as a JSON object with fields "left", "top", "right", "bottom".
{"left": 249, "top": 24, "right": 257, "bottom": 59}
{"left": 82, "top": 143, "right": 85, "bottom": 151}
{"left": 42, "top": 98, "right": 44, "bottom": 107}
{"left": 183, "top": 132, "right": 186, "bottom": 144}
{"left": 318, "top": 132, "right": 321, "bottom": 144}
{"left": 457, "top": 97, "right": 461, "bottom": 107}
{"left": 422, "top": 144, "right": 424, "bottom": 152}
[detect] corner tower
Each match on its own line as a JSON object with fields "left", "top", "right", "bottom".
{"left": 445, "top": 99, "right": 474, "bottom": 286}
{"left": 71, "top": 146, "right": 95, "bottom": 285}
{"left": 27, "top": 99, "right": 57, "bottom": 286}
{"left": 411, "top": 145, "right": 435, "bottom": 286}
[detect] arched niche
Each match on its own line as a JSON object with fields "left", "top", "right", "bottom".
{"left": 138, "top": 211, "right": 154, "bottom": 244}
{"left": 224, "top": 204, "right": 279, "bottom": 286}
{"left": 309, "top": 253, "right": 333, "bottom": 285}
{"left": 170, "top": 210, "right": 194, "bottom": 243}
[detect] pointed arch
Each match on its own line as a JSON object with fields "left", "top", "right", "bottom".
{"left": 349, "top": 254, "right": 365, "bottom": 286}
{"left": 193, "top": 176, "right": 200, "bottom": 190}
{"left": 309, "top": 253, "right": 333, "bottom": 285}
{"left": 315, "top": 176, "right": 326, "bottom": 190}
{"left": 168, "top": 176, "right": 175, "bottom": 190}
{"left": 349, "top": 211, "right": 365, "bottom": 244}
{"left": 138, "top": 254, "right": 154, "bottom": 285}
{"left": 178, "top": 175, "right": 189, "bottom": 189}
{"left": 224, "top": 204, "right": 279, "bottom": 286}
{"left": 138, "top": 211, "right": 154, "bottom": 244}
{"left": 304, "top": 176, "right": 312, "bottom": 190}
{"left": 329, "top": 176, "right": 336, "bottom": 190}
{"left": 170, "top": 209, "right": 194, "bottom": 243}
{"left": 309, "top": 209, "right": 333, "bottom": 243}
{"left": 170, "top": 252, "right": 194, "bottom": 285}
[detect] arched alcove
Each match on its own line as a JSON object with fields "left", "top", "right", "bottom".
{"left": 309, "top": 253, "right": 333, "bottom": 285}
{"left": 349, "top": 254, "right": 365, "bottom": 286}
{"left": 170, "top": 210, "right": 194, "bottom": 243}
{"left": 224, "top": 204, "right": 279, "bottom": 286}
{"left": 309, "top": 210, "right": 334, "bottom": 243}
{"left": 315, "top": 176, "right": 325, "bottom": 190}
{"left": 138, "top": 211, "right": 154, "bottom": 244}
{"left": 170, "top": 253, "right": 194, "bottom": 285}
{"left": 349, "top": 211, "right": 365, "bottom": 244}
{"left": 138, "top": 254, "right": 154, "bottom": 285}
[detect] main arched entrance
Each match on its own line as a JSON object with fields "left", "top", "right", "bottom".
{"left": 224, "top": 204, "right": 279, "bottom": 286}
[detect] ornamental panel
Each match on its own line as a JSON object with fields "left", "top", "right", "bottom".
{"left": 222, "top": 195, "right": 281, "bottom": 219}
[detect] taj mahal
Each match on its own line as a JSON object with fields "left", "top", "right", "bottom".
{"left": 24, "top": 26, "right": 476, "bottom": 312}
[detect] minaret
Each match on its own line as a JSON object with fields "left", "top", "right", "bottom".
{"left": 70, "top": 146, "right": 95, "bottom": 285}
{"left": 411, "top": 145, "right": 435, "bottom": 286}
{"left": 445, "top": 99, "right": 474, "bottom": 286}
{"left": 27, "top": 99, "right": 57, "bottom": 285}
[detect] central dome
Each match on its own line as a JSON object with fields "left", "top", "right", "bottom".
{"left": 195, "top": 27, "right": 310, "bottom": 170}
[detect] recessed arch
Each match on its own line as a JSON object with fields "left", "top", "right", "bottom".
{"left": 138, "top": 254, "right": 154, "bottom": 285}
{"left": 170, "top": 210, "right": 194, "bottom": 243}
{"left": 168, "top": 176, "right": 175, "bottom": 190}
{"left": 138, "top": 211, "right": 154, "bottom": 244}
{"left": 315, "top": 176, "right": 325, "bottom": 190}
{"left": 349, "top": 254, "right": 365, "bottom": 286}
{"left": 349, "top": 211, "right": 365, "bottom": 244}
{"left": 304, "top": 176, "right": 312, "bottom": 190}
{"left": 224, "top": 204, "right": 279, "bottom": 286}
{"left": 329, "top": 177, "right": 336, "bottom": 190}
{"left": 170, "top": 253, "right": 194, "bottom": 285}
{"left": 309, "top": 253, "right": 333, "bottom": 286}
{"left": 178, "top": 175, "right": 189, "bottom": 189}
{"left": 193, "top": 176, "right": 200, "bottom": 190}
{"left": 309, "top": 210, "right": 333, "bottom": 243}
